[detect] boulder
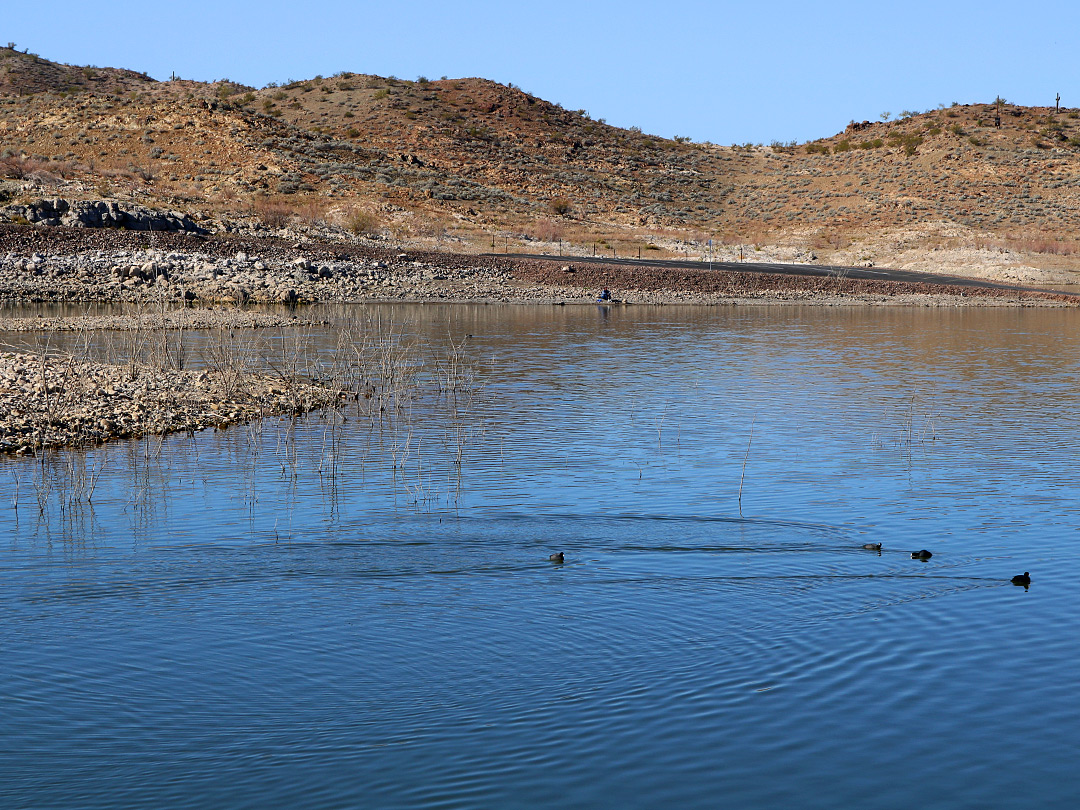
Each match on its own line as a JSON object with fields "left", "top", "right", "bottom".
{"left": 1, "top": 198, "right": 209, "bottom": 234}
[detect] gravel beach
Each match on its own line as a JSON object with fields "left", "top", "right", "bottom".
{"left": 0, "top": 349, "right": 340, "bottom": 455}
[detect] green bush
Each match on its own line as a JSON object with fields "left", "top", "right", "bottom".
{"left": 834, "top": 139, "right": 852, "bottom": 152}
{"left": 805, "top": 142, "right": 830, "bottom": 155}
{"left": 888, "top": 132, "right": 923, "bottom": 156}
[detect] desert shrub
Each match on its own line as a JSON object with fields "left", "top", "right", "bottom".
{"left": 253, "top": 197, "right": 294, "bottom": 227}
{"left": 0, "top": 153, "right": 41, "bottom": 178}
{"left": 888, "top": 132, "right": 923, "bottom": 156}
{"left": 297, "top": 199, "right": 327, "bottom": 225}
{"left": 529, "top": 218, "right": 564, "bottom": 242}
{"left": 373, "top": 88, "right": 389, "bottom": 100}
{"left": 549, "top": 197, "right": 572, "bottom": 215}
{"left": 811, "top": 229, "right": 850, "bottom": 250}
{"left": 926, "top": 126, "right": 942, "bottom": 136}
{"left": 344, "top": 207, "right": 381, "bottom": 236}
{"left": 1006, "top": 236, "right": 1079, "bottom": 255}
{"left": 805, "top": 142, "right": 829, "bottom": 155}
{"left": 834, "top": 139, "right": 852, "bottom": 152}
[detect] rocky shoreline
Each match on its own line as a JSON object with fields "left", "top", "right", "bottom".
{"left": 0, "top": 308, "right": 321, "bottom": 333}
{"left": 2, "top": 223, "right": 1077, "bottom": 308}
{"left": 0, "top": 223, "right": 1075, "bottom": 455}
{"left": 0, "top": 349, "right": 340, "bottom": 455}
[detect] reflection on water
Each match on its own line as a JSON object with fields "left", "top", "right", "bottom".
{"left": 3, "top": 304, "right": 1080, "bottom": 809}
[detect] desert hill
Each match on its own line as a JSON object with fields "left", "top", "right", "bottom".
{"left": 3, "top": 45, "right": 1080, "bottom": 282}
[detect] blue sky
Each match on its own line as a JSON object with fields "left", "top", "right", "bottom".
{"left": 8, "top": 1, "right": 1078, "bottom": 144}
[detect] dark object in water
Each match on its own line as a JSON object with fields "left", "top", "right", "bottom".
{"left": 862, "top": 543, "right": 882, "bottom": 551}
{"left": 1011, "top": 572, "right": 1031, "bottom": 586}
{"left": 549, "top": 552, "right": 564, "bottom": 563}
{"left": 911, "top": 549, "right": 933, "bottom": 560}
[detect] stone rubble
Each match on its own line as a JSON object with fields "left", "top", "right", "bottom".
{"left": 0, "top": 242, "right": 523, "bottom": 304}
{"left": 0, "top": 350, "right": 341, "bottom": 455}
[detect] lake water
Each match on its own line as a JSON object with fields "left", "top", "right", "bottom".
{"left": 3, "top": 303, "right": 1080, "bottom": 809}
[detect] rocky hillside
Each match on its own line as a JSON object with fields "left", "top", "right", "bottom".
{"left": 3, "top": 46, "right": 1080, "bottom": 279}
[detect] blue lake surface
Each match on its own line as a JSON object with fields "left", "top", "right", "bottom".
{"left": 2, "top": 303, "right": 1080, "bottom": 808}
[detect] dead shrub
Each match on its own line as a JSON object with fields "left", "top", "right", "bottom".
{"left": 414, "top": 217, "right": 449, "bottom": 239}
{"left": 252, "top": 196, "right": 294, "bottom": 228}
{"left": 343, "top": 207, "right": 382, "bottom": 236}
{"left": 529, "top": 218, "right": 564, "bottom": 242}
{"left": 297, "top": 198, "right": 327, "bottom": 226}
{"left": 1006, "top": 236, "right": 1078, "bottom": 256}
{"left": 549, "top": 197, "right": 572, "bottom": 216}
{"left": 0, "top": 154, "right": 44, "bottom": 179}
{"left": 810, "top": 229, "right": 851, "bottom": 250}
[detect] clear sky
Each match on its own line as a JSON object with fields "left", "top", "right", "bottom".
{"left": 8, "top": 1, "right": 1079, "bottom": 144}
